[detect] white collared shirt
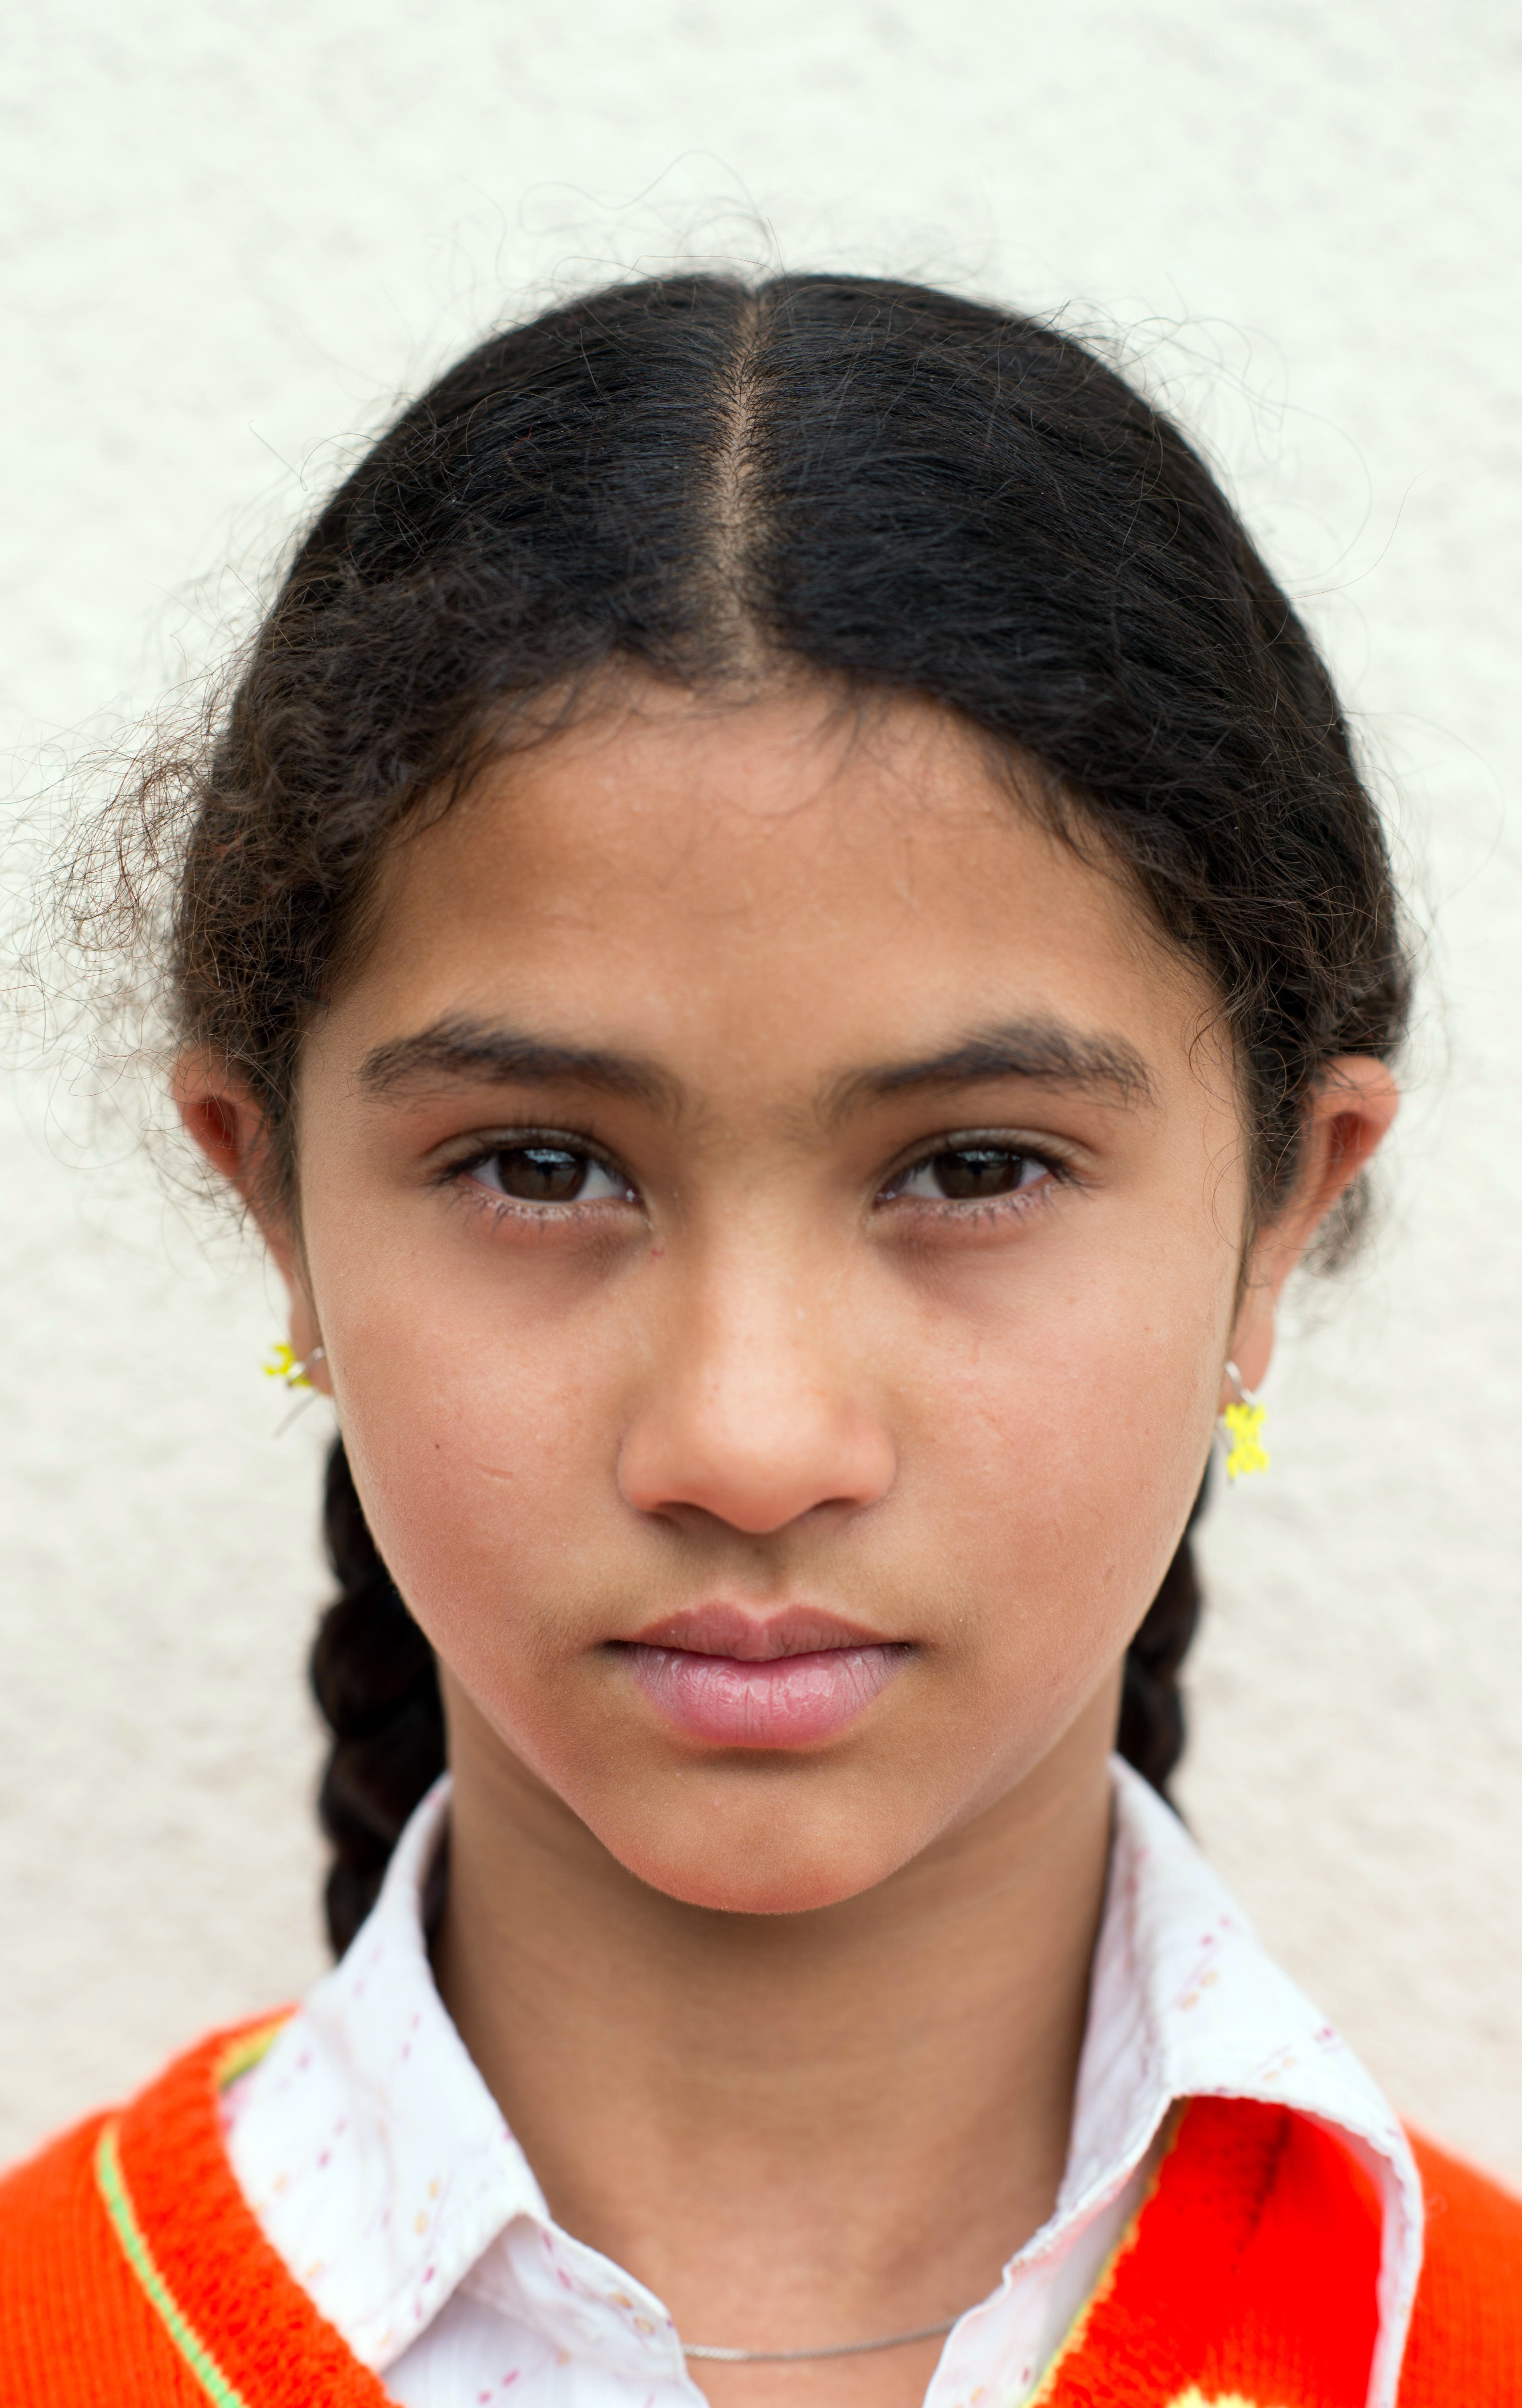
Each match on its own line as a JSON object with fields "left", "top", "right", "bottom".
{"left": 223, "top": 1762, "right": 1423, "bottom": 2408}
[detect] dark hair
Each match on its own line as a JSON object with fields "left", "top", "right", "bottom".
{"left": 310, "top": 1439, "right": 445, "bottom": 1954}
{"left": 144, "top": 273, "right": 1408, "bottom": 1951}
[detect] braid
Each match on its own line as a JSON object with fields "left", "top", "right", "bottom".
{"left": 309, "top": 1437, "right": 445, "bottom": 1955}
{"left": 1116, "top": 1469, "right": 1211, "bottom": 1802}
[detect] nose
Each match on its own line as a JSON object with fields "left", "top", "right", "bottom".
{"left": 616, "top": 1264, "right": 896, "bottom": 1537}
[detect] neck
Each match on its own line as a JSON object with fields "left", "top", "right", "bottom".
{"left": 433, "top": 1679, "right": 1117, "bottom": 2390}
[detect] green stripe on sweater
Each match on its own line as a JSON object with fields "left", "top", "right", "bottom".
{"left": 94, "top": 2119, "right": 252, "bottom": 2408}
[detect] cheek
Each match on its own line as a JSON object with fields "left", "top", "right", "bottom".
{"left": 915, "top": 1248, "right": 1224, "bottom": 1691}
{"left": 314, "top": 1230, "right": 621, "bottom": 1683}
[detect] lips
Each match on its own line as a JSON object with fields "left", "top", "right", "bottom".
{"left": 616, "top": 1605, "right": 910, "bottom": 1748}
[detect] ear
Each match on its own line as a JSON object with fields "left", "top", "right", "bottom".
{"left": 1225, "top": 1056, "right": 1400, "bottom": 1403}
{"left": 173, "top": 1048, "right": 333, "bottom": 1399}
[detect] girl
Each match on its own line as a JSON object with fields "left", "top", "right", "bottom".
{"left": 2, "top": 273, "right": 1516, "bottom": 2406}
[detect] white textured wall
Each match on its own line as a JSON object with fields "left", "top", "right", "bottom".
{"left": 3, "top": 0, "right": 1519, "bottom": 2181}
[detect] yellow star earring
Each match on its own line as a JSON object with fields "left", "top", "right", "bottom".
{"left": 263, "top": 1341, "right": 326, "bottom": 1390}
{"left": 1221, "top": 1360, "right": 1269, "bottom": 1480}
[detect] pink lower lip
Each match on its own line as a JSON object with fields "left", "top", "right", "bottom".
{"left": 624, "top": 1644, "right": 908, "bottom": 1747}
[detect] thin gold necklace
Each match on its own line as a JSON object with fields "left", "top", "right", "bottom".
{"left": 683, "top": 2313, "right": 962, "bottom": 2364}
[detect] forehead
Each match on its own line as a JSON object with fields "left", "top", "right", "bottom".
{"left": 341, "top": 680, "right": 1206, "bottom": 1080}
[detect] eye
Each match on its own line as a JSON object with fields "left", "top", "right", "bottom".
{"left": 467, "top": 1144, "right": 631, "bottom": 1206}
{"left": 888, "top": 1145, "right": 1051, "bottom": 1203}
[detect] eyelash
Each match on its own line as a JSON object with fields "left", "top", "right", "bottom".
{"left": 440, "top": 1130, "right": 1073, "bottom": 1224}
{"left": 442, "top": 1134, "right": 636, "bottom": 1219}
{"left": 877, "top": 1134, "right": 1071, "bottom": 1222}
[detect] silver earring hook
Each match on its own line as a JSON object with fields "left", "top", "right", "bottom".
{"left": 264, "top": 1340, "right": 329, "bottom": 1435}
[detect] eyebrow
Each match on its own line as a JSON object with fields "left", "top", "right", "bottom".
{"left": 822, "top": 1020, "right": 1156, "bottom": 1120}
{"left": 360, "top": 1011, "right": 1155, "bottom": 1123}
{"left": 357, "top": 1019, "right": 680, "bottom": 1113}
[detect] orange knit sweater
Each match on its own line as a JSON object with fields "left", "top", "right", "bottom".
{"left": 0, "top": 2022, "right": 1518, "bottom": 2406}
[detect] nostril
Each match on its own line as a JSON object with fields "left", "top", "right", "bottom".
{"left": 616, "top": 1410, "right": 896, "bottom": 1538}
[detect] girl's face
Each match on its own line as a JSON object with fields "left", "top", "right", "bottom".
{"left": 272, "top": 683, "right": 1277, "bottom": 1911}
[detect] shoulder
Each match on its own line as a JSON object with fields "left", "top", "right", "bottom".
{"left": 0, "top": 2105, "right": 198, "bottom": 2393}
{"left": 1399, "top": 2129, "right": 1522, "bottom": 2404}
{"left": 0, "top": 2016, "right": 371, "bottom": 2405}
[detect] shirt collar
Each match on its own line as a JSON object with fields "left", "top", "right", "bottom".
{"left": 225, "top": 1775, "right": 548, "bottom": 2365}
{"left": 225, "top": 1761, "right": 1422, "bottom": 2406}
{"left": 1075, "top": 1764, "right": 1422, "bottom": 2408}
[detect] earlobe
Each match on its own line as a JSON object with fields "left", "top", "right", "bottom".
{"left": 1223, "top": 1282, "right": 1275, "bottom": 1405}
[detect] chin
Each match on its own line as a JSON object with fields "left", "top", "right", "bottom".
{"left": 595, "top": 1801, "right": 917, "bottom": 1918}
